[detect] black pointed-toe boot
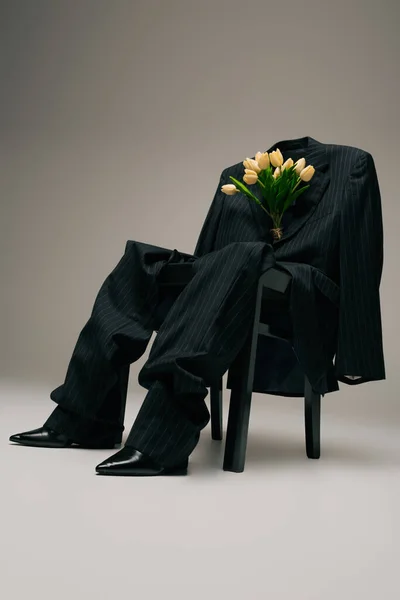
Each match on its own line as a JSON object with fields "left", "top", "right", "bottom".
{"left": 9, "top": 426, "right": 120, "bottom": 449}
{"left": 95, "top": 446, "right": 188, "bottom": 476}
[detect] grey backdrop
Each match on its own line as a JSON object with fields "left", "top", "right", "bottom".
{"left": 1, "top": 0, "right": 399, "bottom": 425}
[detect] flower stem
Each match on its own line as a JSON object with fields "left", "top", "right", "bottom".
{"left": 292, "top": 178, "right": 301, "bottom": 192}
{"left": 258, "top": 203, "right": 271, "bottom": 217}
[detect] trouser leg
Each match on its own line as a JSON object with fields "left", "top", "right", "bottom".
{"left": 43, "top": 240, "right": 180, "bottom": 444}
{"left": 125, "top": 241, "right": 275, "bottom": 467}
{"left": 44, "top": 364, "right": 130, "bottom": 443}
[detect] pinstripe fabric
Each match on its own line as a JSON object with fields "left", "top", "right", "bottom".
{"left": 195, "top": 136, "right": 385, "bottom": 395}
{"left": 45, "top": 238, "right": 275, "bottom": 466}
{"left": 44, "top": 136, "right": 385, "bottom": 467}
{"left": 124, "top": 241, "right": 275, "bottom": 464}
{"left": 44, "top": 241, "right": 178, "bottom": 443}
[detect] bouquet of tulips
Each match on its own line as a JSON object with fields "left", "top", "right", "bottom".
{"left": 221, "top": 147, "right": 315, "bottom": 241}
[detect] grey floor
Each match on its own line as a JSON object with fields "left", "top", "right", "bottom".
{"left": 2, "top": 379, "right": 399, "bottom": 600}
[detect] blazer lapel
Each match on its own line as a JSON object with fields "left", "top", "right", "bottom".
{"left": 247, "top": 136, "right": 330, "bottom": 245}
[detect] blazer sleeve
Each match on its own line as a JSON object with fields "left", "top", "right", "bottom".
{"left": 192, "top": 169, "right": 226, "bottom": 258}
{"left": 334, "top": 151, "right": 386, "bottom": 384}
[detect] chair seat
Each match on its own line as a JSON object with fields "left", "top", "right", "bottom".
{"left": 260, "top": 266, "right": 292, "bottom": 296}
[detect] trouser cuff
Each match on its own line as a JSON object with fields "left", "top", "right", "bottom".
{"left": 124, "top": 381, "right": 205, "bottom": 467}
{"left": 44, "top": 404, "right": 124, "bottom": 445}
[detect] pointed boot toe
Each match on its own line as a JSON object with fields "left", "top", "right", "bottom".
{"left": 9, "top": 426, "right": 120, "bottom": 449}
{"left": 95, "top": 446, "right": 188, "bottom": 476}
{"left": 9, "top": 426, "right": 73, "bottom": 448}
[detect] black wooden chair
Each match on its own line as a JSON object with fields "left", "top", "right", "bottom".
{"left": 155, "top": 261, "right": 321, "bottom": 473}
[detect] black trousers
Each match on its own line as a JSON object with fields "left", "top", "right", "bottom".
{"left": 44, "top": 240, "right": 275, "bottom": 467}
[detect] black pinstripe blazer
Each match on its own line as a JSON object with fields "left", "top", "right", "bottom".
{"left": 192, "top": 136, "right": 385, "bottom": 396}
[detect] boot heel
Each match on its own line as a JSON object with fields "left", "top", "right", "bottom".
{"left": 163, "top": 460, "right": 189, "bottom": 475}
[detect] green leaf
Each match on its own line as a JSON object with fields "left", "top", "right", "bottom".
{"left": 262, "top": 177, "right": 274, "bottom": 210}
{"left": 282, "top": 184, "right": 310, "bottom": 212}
{"left": 229, "top": 176, "right": 266, "bottom": 209}
{"left": 276, "top": 188, "right": 289, "bottom": 212}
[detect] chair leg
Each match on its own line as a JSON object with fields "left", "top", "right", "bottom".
{"left": 115, "top": 363, "right": 130, "bottom": 445}
{"left": 223, "top": 283, "right": 263, "bottom": 473}
{"left": 304, "top": 375, "right": 321, "bottom": 459}
{"left": 210, "top": 377, "right": 223, "bottom": 440}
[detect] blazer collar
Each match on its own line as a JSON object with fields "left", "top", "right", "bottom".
{"left": 248, "top": 136, "right": 330, "bottom": 245}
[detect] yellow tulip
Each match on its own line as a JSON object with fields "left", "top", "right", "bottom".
{"left": 258, "top": 152, "right": 270, "bottom": 170}
{"left": 243, "top": 170, "right": 258, "bottom": 185}
{"left": 272, "top": 166, "right": 281, "bottom": 179}
{"left": 221, "top": 183, "right": 240, "bottom": 195}
{"left": 294, "top": 157, "right": 306, "bottom": 176}
{"left": 255, "top": 151, "right": 263, "bottom": 162}
{"left": 269, "top": 148, "right": 283, "bottom": 167}
{"left": 243, "top": 158, "right": 261, "bottom": 174}
{"left": 299, "top": 165, "right": 315, "bottom": 181}
{"left": 281, "top": 157, "right": 294, "bottom": 171}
